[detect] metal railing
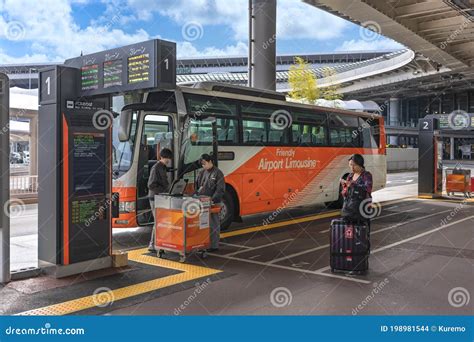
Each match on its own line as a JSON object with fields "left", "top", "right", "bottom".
{"left": 10, "top": 175, "right": 38, "bottom": 197}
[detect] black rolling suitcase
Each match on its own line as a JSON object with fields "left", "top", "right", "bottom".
{"left": 330, "top": 218, "right": 370, "bottom": 274}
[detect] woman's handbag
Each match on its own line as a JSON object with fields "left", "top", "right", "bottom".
{"left": 341, "top": 183, "right": 368, "bottom": 222}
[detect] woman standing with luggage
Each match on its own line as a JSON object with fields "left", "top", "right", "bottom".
{"left": 330, "top": 154, "right": 373, "bottom": 275}
{"left": 340, "top": 154, "right": 373, "bottom": 222}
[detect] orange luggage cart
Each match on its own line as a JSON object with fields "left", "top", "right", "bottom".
{"left": 154, "top": 195, "right": 211, "bottom": 262}
{"left": 445, "top": 168, "right": 472, "bottom": 198}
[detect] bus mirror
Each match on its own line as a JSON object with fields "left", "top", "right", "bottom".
{"left": 118, "top": 109, "right": 133, "bottom": 142}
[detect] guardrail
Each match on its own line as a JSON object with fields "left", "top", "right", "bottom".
{"left": 10, "top": 175, "right": 38, "bottom": 197}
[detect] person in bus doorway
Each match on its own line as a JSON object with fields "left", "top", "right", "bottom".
{"left": 147, "top": 148, "right": 173, "bottom": 252}
{"left": 340, "top": 154, "right": 373, "bottom": 223}
{"left": 195, "top": 153, "right": 225, "bottom": 252}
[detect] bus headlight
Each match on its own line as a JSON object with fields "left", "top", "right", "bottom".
{"left": 119, "top": 201, "right": 136, "bottom": 213}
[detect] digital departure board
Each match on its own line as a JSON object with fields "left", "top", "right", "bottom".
{"left": 72, "top": 133, "right": 106, "bottom": 196}
{"left": 64, "top": 39, "right": 176, "bottom": 96}
{"left": 81, "top": 64, "right": 99, "bottom": 90}
{"left": 128, "top": 53, "right": 150, "bottom": 83}
{"left": 438, "top": 112, "right": 474, "bottom": 130}
{"left": 103, "top": 59, "right": 123, "bottom": 88}
{"left": 71, "top": 199, "right": 105, "bottom": 225}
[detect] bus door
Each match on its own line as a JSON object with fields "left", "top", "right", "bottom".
{"left": 136, "top": 112, "right": 173, "bottom": 225}
{"left": 179, "top": 116, "right": 218, "bottom": 192}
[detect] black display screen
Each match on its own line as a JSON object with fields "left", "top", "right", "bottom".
{"left": 72, "top": 133, "right": 106, "bottom": 196}
{"left": 71, "top": 199, "right": 106, "bottom": 225}
{"left": 81, "top": 64, "right": 99, "bottom": 90}
{"left": 103, "top": 59, "right": 123, "bottom": 88}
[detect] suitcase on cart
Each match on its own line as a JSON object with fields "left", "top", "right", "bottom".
{"left": 330, "top": 218, "right": 370, "bottom": 275}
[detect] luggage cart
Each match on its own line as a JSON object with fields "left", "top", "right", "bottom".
{"left": 154, "top": 195, "right": 211, "bottom": 262}
{"left": 445, "top": 167, "right": 472, "bottom": 198}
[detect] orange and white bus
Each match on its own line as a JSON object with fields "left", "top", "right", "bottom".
{"left": 112, "top": 82, "right": 386, "bottom": 229}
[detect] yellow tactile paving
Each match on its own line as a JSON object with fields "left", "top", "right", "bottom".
{"left": 16, "top": 248, "right": 221, "bottom": 316}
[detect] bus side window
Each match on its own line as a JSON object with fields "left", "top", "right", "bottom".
{"left": 329, "top": 113, "right": 361, "bottom": 147}
{"left": 359, "top": 117, "right": 380, "bottom": 149}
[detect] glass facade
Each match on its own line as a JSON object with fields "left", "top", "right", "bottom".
{"left": 381, "top": 89, "right": 474, "bottom": 149}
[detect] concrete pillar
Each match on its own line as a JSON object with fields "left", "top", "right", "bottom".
{"left": 29, "top": 116, "right": 38, "bottom": 176}
{"left": 389, "top": 98, "right": 400, "bottom": 145}
{"left": 248, "top": 0, "right": 276, "bottom": 91}
{"left": 450, "top": 137, "right": 455, "bottom": 160}
{"left": 0, "top": 73, "right": 10, "bottom": 283}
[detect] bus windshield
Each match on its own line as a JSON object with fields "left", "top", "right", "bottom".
{"left": 112, "top": 113, "right": 137, "bottom": 177}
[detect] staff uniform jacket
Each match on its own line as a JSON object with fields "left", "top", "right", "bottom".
{"left": 147, "top": 161, "right": 170, "bottom": 199}
{"left": 195, "top": 167, "right": 225, "bottom": 203}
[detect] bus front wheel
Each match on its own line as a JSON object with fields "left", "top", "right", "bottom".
{"left": 219, "top": 191, "right": 235, "bottom": 231}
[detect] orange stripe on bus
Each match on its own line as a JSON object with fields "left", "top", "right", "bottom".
{"left": 225, "top": 146, "right": 379, "bottom": 216}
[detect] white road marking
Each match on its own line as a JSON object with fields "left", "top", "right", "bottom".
{"left": 219, "top": 242, "right": 252, "bottom": 249}
{"left": 371, "top": 215, "right": 474, "bottom": 254}
{"left": 291, "top": 261, "right": 310, "bottom": 268}
{"left": 224, "top": 238, "right": 294, "bottom": 256}
{"left": 207, "top": 252, "right": 371, "bottom": 284}
{"left": 248, "top": 255, "right": 261, "bottom": 260}
{"left": 313, "top": 215, "right": 474, "bottom": 274}
{"left": 271, "top": 209, "right": 452, "bottom": 264}
{"left": 319, "top": 207, "right": 421, "bottom": 234}
{"left": 269, "top": 244, "right": 329, "bottom": 264}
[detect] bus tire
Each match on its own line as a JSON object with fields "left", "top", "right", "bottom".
{"left": 220, "top": 191, "right": 235, "bottom": 231}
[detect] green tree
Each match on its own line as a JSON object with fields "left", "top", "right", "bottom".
{"left": 288, "top": 57, "right": 319, "bottom": 104}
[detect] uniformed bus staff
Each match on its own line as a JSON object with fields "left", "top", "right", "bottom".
{"left": 195, "top": 153, "right": 225, "bottom": 252}
{"left": 147, "top": 148, "right": 173, "bottom": 252}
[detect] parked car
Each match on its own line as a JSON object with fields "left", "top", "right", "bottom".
{"left": 10, "top": 152, "right": 23, "bottom": 164}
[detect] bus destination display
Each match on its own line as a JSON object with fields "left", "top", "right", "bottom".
{"left": 128, "top": 53, "right": 150, "bottom": 84}
{"left": 72, "top": 133, "right": 106, "bottom": 196}
{"left": 81, "top": 64, "right": 99, "bottom": 90}
{"left": 103, "top": 59, "right": 123, "bottom": 88}
{"left": 64, "top": 39, "right": 176, "bottom": 96}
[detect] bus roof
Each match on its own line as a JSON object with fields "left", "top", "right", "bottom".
{"left": 177, "top": 82, "right": 379, "bottom": 119}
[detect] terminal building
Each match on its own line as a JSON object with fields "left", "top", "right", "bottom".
{"left": 2, "top": 48, "right": 472, "bottom": 158}
{"left": 1, "top": 0, "right": 473, "bottom": 165}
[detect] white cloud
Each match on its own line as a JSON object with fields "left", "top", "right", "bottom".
{"left": 124, "top": 0, "right": 348, "bottom": 41}
{"left": 336, "top": 38, "right": 405, "bottom": 52}
{"left": 0, "top": 0, "right": 150, "bottom": 63}
{"left": 0, "top": 50, "right": 50, "bottom": 64}
{"left": 277, "top": 0, "right": 347, "bottom": 40}
{"left": 177, "top": 41, "right": 248, "bottom": 58}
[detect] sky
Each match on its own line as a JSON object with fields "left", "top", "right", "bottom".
{"left": 0, "top": 0, "right": 404, "bottom": 64}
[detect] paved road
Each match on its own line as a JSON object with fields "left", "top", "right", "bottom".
{"left": 9, "top": 171, "right": 418, "bottom": 270}
{"left": 385, "top": 171, "right": 417, "bottom": 188}
{"left": 3, "top": 170, "right": 473, "bottom": 316}
{"left": 107, "top": 198, "right": 474, "bottom": 315}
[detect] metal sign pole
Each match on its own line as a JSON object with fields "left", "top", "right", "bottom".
{"left": 0, "top": 73, "right": 10, "bottom": 283}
